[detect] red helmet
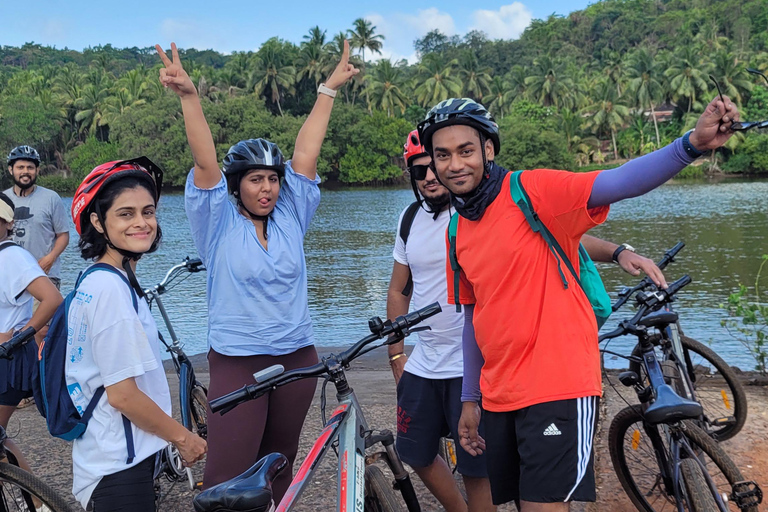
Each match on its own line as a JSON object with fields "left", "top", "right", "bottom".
{"left": 71, "top": 157, "right": 163, "bottom": 235}
{"left": 403, "top": 129, "right": 428, "bottom": 167}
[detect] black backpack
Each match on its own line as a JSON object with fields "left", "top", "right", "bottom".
{"left": 396, "top": 202, "right": 421, "bottom": 296}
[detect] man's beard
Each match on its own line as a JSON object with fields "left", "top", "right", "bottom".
{"left": 423, "top": 190, "right": 450, "bottom": 212}
{"left": 13, "top": 174, "right": 36, "bottom": 190}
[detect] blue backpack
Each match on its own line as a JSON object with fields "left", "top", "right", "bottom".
{"left": 33, "top": 263, "right": 138, "bottom": 463}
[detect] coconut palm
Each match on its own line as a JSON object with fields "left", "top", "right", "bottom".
{"left": 304, "top": 26, "right": 327, "bottom": 48}
{"left": 665, "top": 46, "right": 708, "bottom": 113}
{"left": 583, "top": 78, "right": 630, "bottom": 160}
{"left": 457, "top": 50, "right": 492, "bottom": 101}
{"left": 626, "top": 48, "right": 664, "bottom": 147}
{"left": 74, "top": 82, "right": 111, "bottom": 139}
{"left": 296, "top": 42, "right": 327, "bottom": 87}
{"left": 348, "top": 18, "right": 384, "bottom": 63}
{"left": 249, "top": 40, "right": 296, "bottom": 116}
{"left": 366, "top": 59, "right": 408, "bottom": 116}
{"left": 487, "top": 76, "right": 515, "bottom": 118}
{"left": 414, "top": 53, "right": 462, "bottom": 108}
{"left": 710, "top": 50, "right": 753, "bottom": 105}
{"left": 525, "top": 55, "right": 575, "bottom": 109}
{"left": 102, "top": 88, "right": 146, "bottom": 125}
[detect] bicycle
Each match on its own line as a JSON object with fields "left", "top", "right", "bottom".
{"left": 143, "top": 257, "right": 208, "bottom": 494}
{"left": 194, "top": 302, "right": 443, "bottom": 512}
{"left": 610, "top": 242, "right": 747, "bottom": 442}
{"left": 601, "top": 275, "right": 762, "bottom": 512}
{"left": 0, "top": 329, "right": 74, "bottom": 512}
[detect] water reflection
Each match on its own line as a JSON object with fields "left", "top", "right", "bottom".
{"left": 56, "top": 179, "right": 767, "bottom": 369}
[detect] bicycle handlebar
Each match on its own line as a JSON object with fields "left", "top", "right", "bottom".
{"left": 210, "top": 302, "right": 443, "bottom": 415}
{"left": 612, "top": 242, "right": 685, "bottom": 312}
{"left": 145, "top": 256, "right": 206, "bottom": 296}
{"left": 600, "top": 274, "right": 691, "bottom": 342}
{"left": 0, "top": 327, "right": 36, "bottom": 360}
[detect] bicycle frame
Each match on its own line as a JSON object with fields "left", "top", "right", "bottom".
{"left": 278, "top": 366, "right": 418, "bottom": 512}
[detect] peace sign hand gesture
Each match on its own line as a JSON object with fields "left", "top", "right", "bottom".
{"left": 324, "top": 40, "right": 360, "bottom": 91}
{"left": 155, "top": 42, "right": 197, "bottom": 98}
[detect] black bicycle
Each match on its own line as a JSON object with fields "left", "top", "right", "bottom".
{"left": 0, "top": 329, "right": 74, "bottom": 512}
{"left": 195, "top": 303, "right": 443, "bottom": 512}
{"left": 602, "top": 276, "right": 762, "bottom": 512}
{"left": 610, "top": 242, "right": 747, "bottom": 442}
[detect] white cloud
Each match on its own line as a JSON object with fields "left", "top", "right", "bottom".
{"left": 470, "top": 3, "right": 533, "bottom": 40}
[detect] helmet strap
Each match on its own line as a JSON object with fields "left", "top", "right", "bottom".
{"left": 236, "top": 197, "right": 270, "bottom": 240}
{"left": 121, "top": 256, "right": 146, "bottom": 299}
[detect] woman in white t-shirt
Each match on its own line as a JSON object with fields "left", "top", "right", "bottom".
{"left": 0, "top": 191, "right": 62, "bottom": 486}
{"left": 68, "top": 159, "right": 207, "bottom": 511}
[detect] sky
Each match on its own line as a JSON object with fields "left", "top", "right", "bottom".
{"left": 0, "top": 1, "right": 595, "bottom": 63}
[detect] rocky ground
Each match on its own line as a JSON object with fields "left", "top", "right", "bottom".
{"left": 5, "top": 346, "right": 766, "bottom": 511}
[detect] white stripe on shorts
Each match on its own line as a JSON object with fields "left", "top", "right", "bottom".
{"left": 564, "top": 396, "right": 597, "bottom": 502}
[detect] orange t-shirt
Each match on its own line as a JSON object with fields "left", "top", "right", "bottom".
{"left": 446, "top": 170, "right": 609, "bottom": 412}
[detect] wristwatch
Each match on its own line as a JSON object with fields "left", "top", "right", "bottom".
{"left": 612, "top": 243, "right": 635, "bottom": 263}
{"left": 317, "top": 83, "right": 337, "bottom": 98}
{"left": 682, "top": 130, "right": 704, "bottom": 159}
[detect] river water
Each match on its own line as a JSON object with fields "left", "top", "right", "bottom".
{"left": 54, "top": 179, "right": 768, "bottom": 370}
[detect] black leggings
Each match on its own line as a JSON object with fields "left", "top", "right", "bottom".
{"left": 89, "top": 454, "right": 156, "bottom": 512}
{"left": 203, "top": 346, "right": 318, "bottom": 503}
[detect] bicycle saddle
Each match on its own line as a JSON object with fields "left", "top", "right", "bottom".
{"left": 193, "top": 452, "right": 288, "bottom": 512}
{"left": 644, "top": 384, "right": 703, "bottom": 425}
{"left": 638, "top": 310, "right": 678, "bottom": 329}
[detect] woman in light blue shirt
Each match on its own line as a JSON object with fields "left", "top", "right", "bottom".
{"left": 157, "top": 41, "right": 358, "bottom": 500}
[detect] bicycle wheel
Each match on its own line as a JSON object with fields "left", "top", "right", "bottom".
{"left": 630, "top": 334, "right": 747, "bottom": 441}
{"left": 681, "top": 459, "right": 719, "bottom": 512}
{"left": 0, "top": 462, "right": 73, "bottom": 512}
{"left": 364, "top": 465, "right": 406, "bottom": 512}
{"left": 608, "top": 405, "right": 756, "bottom": 512}
{"left": 438, "top": 437, "right": 458, "bottom": 474}
{"left": 190, "top": 386, "right": 208, "bottom": 440}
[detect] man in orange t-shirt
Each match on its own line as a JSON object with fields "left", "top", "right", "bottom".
{"left": 416, "top": 97, "right": 737, "bottom": 511}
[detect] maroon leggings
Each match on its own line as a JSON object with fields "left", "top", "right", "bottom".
{"left": 203, "top": 345, "right": 318, "bottom": 503}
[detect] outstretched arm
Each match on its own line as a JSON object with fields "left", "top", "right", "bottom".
{"left": 156, "top": 43, "right": 220, "bottom": 190}
{"left": 292, "top": 40, "right": 359, "bottom": 179}
{"left": 588, "top": 96, "right": 739, "bottom": 208}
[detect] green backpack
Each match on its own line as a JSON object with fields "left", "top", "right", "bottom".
{"left": 448, "top": 170, "right": 612, "bottom": 327}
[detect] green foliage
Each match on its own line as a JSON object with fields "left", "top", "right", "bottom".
{"left": 721, "top": 255, "right": 768, "bottom": 375}
{"left": 496, "top": 116, "right": 574, "bottom": 170}
{"left": 0, "top": 95, "right": 61, "bottom": 167}
{"left": 674, "top": 165, "right": 706, "bottom": 179}
{"left": 338, "top": 112, "right": 411, "bottom": 184}
{"left": 64, "top": 137, "right": 123, "bottom": 180}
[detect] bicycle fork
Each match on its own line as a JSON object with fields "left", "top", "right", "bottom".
{"left": 366, "top": 430, "right": 420, "bottom": 511}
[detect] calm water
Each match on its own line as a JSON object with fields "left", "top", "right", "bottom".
{"left": 55, "top": 179, "right": 768, "bottom": 370}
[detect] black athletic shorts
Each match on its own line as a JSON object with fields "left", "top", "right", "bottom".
{"left": 395, "top": 371, "right": 488, "bottom": 478}
{"left": 483, "top": 396, "right": 599, "bottom": 505}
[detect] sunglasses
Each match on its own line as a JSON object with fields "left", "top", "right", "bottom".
{"left": 710, "top": 71, "right": 768, "bottom": 132}
{"left": 409, "top": 164, "right": 431, "bottom": 181}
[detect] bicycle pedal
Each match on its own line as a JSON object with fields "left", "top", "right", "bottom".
{"left": 711, "top": 416, "right": 736, "bottom": 426}
{"left": 731, "top": 480, "right": 763, "bottom": 509}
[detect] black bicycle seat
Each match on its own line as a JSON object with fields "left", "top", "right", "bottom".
{"left": 193, "top": 452, "right": 288, "bottom": 512}
{"left": 638, "top": 310, "right": 678, "bottom": 329}
{"left": 644, "top": 384, "right": 703, "bottom": 425}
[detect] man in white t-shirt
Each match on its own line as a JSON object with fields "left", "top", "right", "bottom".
{"left": 387, "top": 131, "right": 666, "bottom": 512}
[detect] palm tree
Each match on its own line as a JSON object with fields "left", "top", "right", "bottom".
{"left": 558, "top": 108, "right": 586, "bottom": 152}
{"left": 303, "top": 26, "right": 327, "bottom": 48}
{"left": 102, "top": 88, "right": 146, "bottom": 125}
{"left": 626, "top": 48, "right": 664, "bottom": 147}
{"left": 414, "top": 53, "right": 462, "bottom": 108}
{"left": 348, "top": 18, "right": 384, "bottom": 63}
{"left": 74, "top": 82, "right": 110, "bottom": 139}
{"left": 583, "top": 79, "right": 630, "bottom": 160}
{"left": 665, "top": 46, "right": 708, "bottom": 113}
{"left": 457, "top": 51, "right": 492, "bottom": 101}
{"left": 296, "top": 42, "right": 326, "bottom": 87}
{"left": 711, "top": 50, "right": 753, "bottom": 105}
{"left": 249, "top": 41, "right": 296, "bottom": 116}
{"left": 525, "top": 55, "right": 575, "bottom": 109}
{"left": 487, "top": 77, "right": 515, "bottom": 118}
{"left": 601, "top": 50, "right": 626, "bottom": 96}
{"left": 506, "top": 65, "right": 528, "bottom": 98}
{"left": 366, "top": 59, "right": 408, "bottom": 116}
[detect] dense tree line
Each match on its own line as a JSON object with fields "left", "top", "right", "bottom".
{"left": 3, "top": 0, "right": 768, "bottom": 192}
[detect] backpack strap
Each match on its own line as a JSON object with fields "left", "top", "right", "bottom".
{"left": 75, "top": 263, "right": 138, "bottom": 464}
{"left": 398, "top": 202, "right": 420, "bottom": 297}
{"left": 509, "top": 171, "right": 582, "bottom": 290}
{"left": 448, "top": 212, "right": 462, "bottom": 313}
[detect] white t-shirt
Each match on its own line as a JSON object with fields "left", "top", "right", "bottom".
{"left": 393, "top": 206, "right": 463, "bottom": 379}
{"left": 64, "top": 266, "right": 172, "bottom": 507}
{"left": 0, "top": 242, "right": 45, "bottom": 332}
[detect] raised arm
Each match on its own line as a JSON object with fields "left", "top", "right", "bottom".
{"left": 588, "top": 96, "right": 739, "bottom": 208}
{"left": 291, "top": 40, "right": 359, "bottom": 179}
{"left": 156, "top": 43, "right": 220, "bottom": 189}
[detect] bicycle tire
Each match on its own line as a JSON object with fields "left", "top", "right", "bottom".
{"left": 0, "top": 462, "right": 74, "bottom": 512}
{"left": 438, "top": 437, "right": 458, "bottom": 475}
{"left": 364, "top": 465, "right": 406, "bottom": 512}
{"left": 190, "top": 386, "right": 208, "bottom": 440}
{"left": 608, "top": 405, "right": 756, "bottom": 512}
{"left": 629, "top": 334, "right": 747, "bottom": 442}
{"left": 681, "top": 459, "right": 719, "bottom": 512}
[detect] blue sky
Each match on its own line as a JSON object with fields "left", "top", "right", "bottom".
{"left": 1, "top": 1, "right": 594, "bottom": 62}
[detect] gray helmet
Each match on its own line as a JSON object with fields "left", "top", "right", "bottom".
{"left": 222, "top": 139, "right": 285, "bottom": 177}
{"left": 417, "top": 98, "right": 500, "bottom": 154}
{"left": 7, "top": 145, "right": 41, "bottom": 167}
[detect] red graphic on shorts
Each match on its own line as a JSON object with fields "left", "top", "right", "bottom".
{"left": 397, "top": 405, "right": 411, "bottom": 434}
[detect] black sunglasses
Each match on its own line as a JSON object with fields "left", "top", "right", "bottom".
{"left": 711, "top": 70, "right": 768, "bottom": 132}
{"left": 409, "top": 164, "right": 431, "bottom": 181}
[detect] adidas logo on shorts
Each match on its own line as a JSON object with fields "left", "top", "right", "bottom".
{"left": 543, "top": 423, "right": 562, "bottom": 436}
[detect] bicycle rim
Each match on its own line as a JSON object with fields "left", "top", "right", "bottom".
{"left": 0, "top": 462, "right": 72, "bottom": 512}
{"left": 190, "top": 386, "right": 208, "bottom": 440}
{"left": 609, "top": 406, "right": 751, "bottom": 512}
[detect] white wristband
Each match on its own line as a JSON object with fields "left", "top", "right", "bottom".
{"left": 317, "top": 83, "right": 337, "bottom": 98}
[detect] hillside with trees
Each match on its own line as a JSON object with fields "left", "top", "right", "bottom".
{"left": 3, "top": 0, "right": 768, "bottom": 191}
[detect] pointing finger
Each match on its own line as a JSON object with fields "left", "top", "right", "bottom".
{"left": 342, "top": 39, "right": 350, "bottom": 66}
{"left": 155, "top": 44, "right": 172, "bottom": 67}
{"left": 171, "top": 42, "right": 181, "bottom": 65}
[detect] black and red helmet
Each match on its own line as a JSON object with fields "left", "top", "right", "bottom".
{"left": 417, "top": 98, "right": 500, "bottom": 154}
